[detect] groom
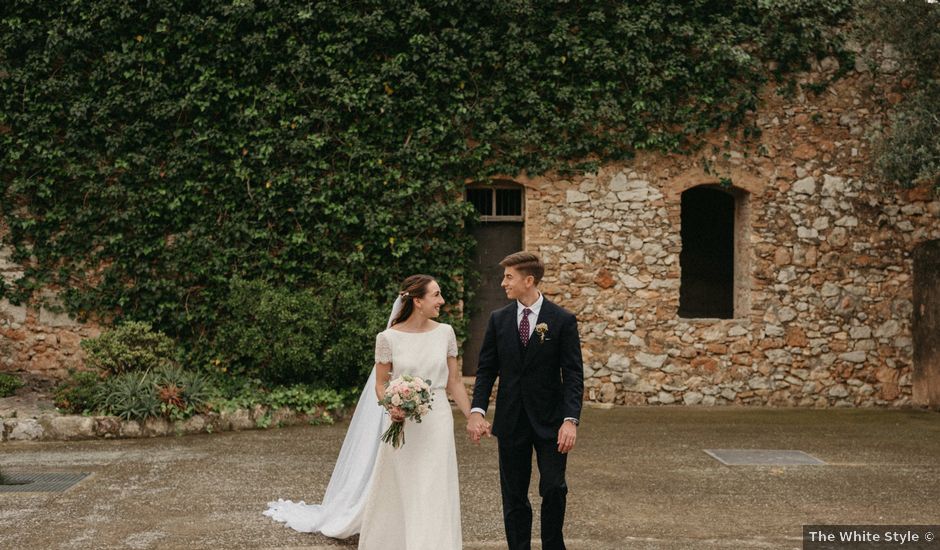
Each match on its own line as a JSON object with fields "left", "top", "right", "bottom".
{"left": 467, "top": 251, "right": 584, "bottom": 550}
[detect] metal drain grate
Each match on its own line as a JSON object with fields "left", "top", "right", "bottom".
{"left": 704, "top": 449, "right": 826, "bottom": 466}
{"left": 0, "top": 472, "right": 91, "bottom": 493}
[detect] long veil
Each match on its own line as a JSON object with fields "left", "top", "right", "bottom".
{"left": 262, "top": 296, "right": 402, "bottom": 537}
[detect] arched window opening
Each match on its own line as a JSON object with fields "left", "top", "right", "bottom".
{"left": 679, "top": 186, "right": 737, "bottom": 319}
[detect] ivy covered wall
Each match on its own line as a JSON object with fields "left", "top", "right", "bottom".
{"left": 1, "top": 1, "right": 852, "bottom": 380}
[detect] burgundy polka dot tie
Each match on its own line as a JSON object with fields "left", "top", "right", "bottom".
{"left": 519, "top": 308, "right": 532, "bottom": 347}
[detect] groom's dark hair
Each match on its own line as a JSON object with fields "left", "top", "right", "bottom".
{"left": 500, "top": 251, "right": 544, "bottom": 285}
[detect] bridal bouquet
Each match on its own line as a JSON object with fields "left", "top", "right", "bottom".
{"left": 379, "top": 375, "right": 433, "bottom": 448}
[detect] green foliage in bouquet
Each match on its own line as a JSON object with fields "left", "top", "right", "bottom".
{"left": 81, "top": 322, "right": 179, "bottom": 375}
{"left": 215, "top": 276, "right": 385, "bottom": 388}
{"left": 0, "top": 373, "right": 24, "bottom": 398}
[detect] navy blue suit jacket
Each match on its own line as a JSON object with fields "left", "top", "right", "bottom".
{"left": 471, "top": 298, "right": 584, "bottom": 441}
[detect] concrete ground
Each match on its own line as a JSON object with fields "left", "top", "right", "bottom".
{"left": 1, "top": 406, "right": 938, "bottom": 550}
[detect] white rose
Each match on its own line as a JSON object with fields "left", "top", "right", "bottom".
{"left": 391, "top": 394, "right": 402, "bottom": 406}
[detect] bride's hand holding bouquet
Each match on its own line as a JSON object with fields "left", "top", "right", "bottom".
{"left": 378, "top": 375, "right": 434, "bottom": 448}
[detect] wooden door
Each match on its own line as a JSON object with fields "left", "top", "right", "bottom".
{"left": 913, "top": 239, "right": 940, "bottom": 408}
{"left": 464, "top": 222, "right": 523, "bottom": 375}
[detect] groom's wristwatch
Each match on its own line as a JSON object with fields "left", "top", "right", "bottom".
{"left": 564, "top": 417, "right": 579, "bottom": 426}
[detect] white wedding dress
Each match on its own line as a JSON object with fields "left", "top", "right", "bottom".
{"left": 264, "top": 319, "right": 462, "bottom": 550}
{"left": 358, "top": 323, "right": 462, "bottom": 550}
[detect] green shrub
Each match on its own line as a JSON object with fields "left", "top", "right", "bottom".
{"left": 53, "top": 370, "right": 105, "bottom": 414}
{"left": 266, "top": 385, "right": 349, "bottom": 417}
{"left": 52, "top": 366, "right": 353, "bottom": 424}
{"left": 82, "top": 322, "right": 179, "bottom": 375}
{"left": 0, "top": 373, "right": 24, "bottom": 398}
{"left": 211, "top": 380, "right": 354, "bottom": 425}
{"left": 874, "top": 83, "right": 940, "bottom": 188}
{"left": 101, "top": 371, "right": 161, "bottom": 421}
{"left": 214, "top": 276, "right": 384, "bottom": 388}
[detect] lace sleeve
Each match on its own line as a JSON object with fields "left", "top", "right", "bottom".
{"left": 446, "top": 325, "right": 458, "bottom": 358}
{"left": 375, "top": 332, "right": 392, "bottom": 364}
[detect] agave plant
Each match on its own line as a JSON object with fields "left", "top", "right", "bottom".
{"left": 102, "top": 371, "right": 160, "bottom": 421}
{"left": 179, "top": 370, "right": 212, "bottom": 412}
{"left": 157, "top": 384, "right": 185, "bottom": 409}
{"left": 152, "top": 365, "right": 213, "bottom": 413}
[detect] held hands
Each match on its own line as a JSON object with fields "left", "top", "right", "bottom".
{"left": 466, "top": 413, "right": 492, "bottom": 444}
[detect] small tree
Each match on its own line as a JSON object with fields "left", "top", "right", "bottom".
{"left": 856, "top": 0, "right": 940, "bottom": 189}
{"left": 81, "top": 321, "right": 178, "bottom": 375}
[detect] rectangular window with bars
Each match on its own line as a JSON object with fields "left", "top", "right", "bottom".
{"left": 466, "top": 186, "right": 523, "bottom": 221}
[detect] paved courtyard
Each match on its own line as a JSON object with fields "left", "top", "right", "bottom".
{"left": 2, "top": 406, "right": 939, "bottom": 549}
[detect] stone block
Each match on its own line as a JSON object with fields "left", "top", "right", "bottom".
{"left": 606, "top": 353, "right": 630, "bottom": 372}
{"left": 608, "top": 173, "right": 629, "bottom": 191}
{"left": 94, "top": 416, "right": 123, "bottom": 438}
{"left": 792, "top": 176, "right": 816, "bottom": 194}
{"left": 594, "top": 269, "right": 616, "bottom": 289}
{"left": 7, "top": 418, "right": 44, "bottom": 441}
{"left": 635, "top": 352, "right": 667, "bottom": 370}
{"left": 271, "top": 407, "right": 297, "bottom": 426}
{"left": 142, "top": 417, "right": 170, "bottom": 437}
{"left": 849, "top": 326, "right": 872, "bottom": 339}
{"left": 221, "top": 408, "right": 254, "bottom": 431}
{"left": 822, "top": 175, "right": 846, "bottom": 195}
{"left": 682, "top": 391, "right": 703, "bottom": 405}
{"left": 748, "top": 377, "right": 772, "bottom": 390}
{"left": 180, "top": 415, "right": 207, "bottom": 434}
{"left": 41, "top": 415, "right": 96, "bottom": 440}
{"left": 839, "top": 351, "right": 867, "bottom": 363}
{"left": 657, "top": 391, "right": 676, "bottom": 404}
{"left": 874, "top": 320, "right": 900, "bottom": 339}
{"left": 120, "top": 420, "right": 142, "bottom": 438}
{"left": 39, "top": 307, "right": 77, "bottom": 328}
{"left": 599, "top": 383, "right": 617, "bottom": 403}
{"left": 566, "top": 190, "right": 589, "bottom": 203}
{"left": 0, "top": 299, "right": 27, "bottom": 323}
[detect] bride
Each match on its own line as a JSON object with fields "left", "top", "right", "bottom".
{"left": 264, "top": 274, "right": 477, "bottom": 549}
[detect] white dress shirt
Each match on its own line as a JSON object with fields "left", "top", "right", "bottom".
{"left": 516, "top": 293, "right": 544, "bottom": 342}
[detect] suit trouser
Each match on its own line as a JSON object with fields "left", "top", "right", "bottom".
{"left": 497, "top": 414, "right": 568, "bottom": 550}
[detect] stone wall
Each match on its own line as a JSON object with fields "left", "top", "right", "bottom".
{"left": 517, "top": 59, "right": 939, "bottom": 407}
{"left": 0, "top": 242, "right": 98, "bottom": 382}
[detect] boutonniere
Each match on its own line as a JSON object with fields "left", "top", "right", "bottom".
{"left": 535, "top": 323, "right": 549, "bottom": 344}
